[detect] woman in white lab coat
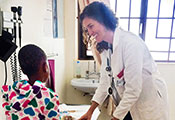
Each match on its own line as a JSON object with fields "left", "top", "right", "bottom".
{"left": 79, "top": 1, "right": 169, "bottom": 120}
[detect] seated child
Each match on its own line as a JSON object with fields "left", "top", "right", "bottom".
{"left": 1, "top": 44, "right": 60, "bottom": 120}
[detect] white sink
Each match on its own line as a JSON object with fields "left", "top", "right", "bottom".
{"left": 71, "top": 78, "right": 99, "bottom": 95}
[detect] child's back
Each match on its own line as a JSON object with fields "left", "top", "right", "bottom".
{"left": 1, "top": 44, "right": 60, "bottom": 119}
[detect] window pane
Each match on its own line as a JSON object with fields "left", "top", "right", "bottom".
{"left": 130, "top": 0, "right": 141, "bottom": 17}
{"left": 171, "top": 40, "right": 175, "bottom": 51}
{"left": 173, "top": 19, "right": 175, "bottom": 38}
{"left": 112, "top": 0, "right": 175, "bottom": 62}
{"left": 157, "top": 19, "right": 172, "bottom": 37}
{"left": 151, "top": 52, "right": 168, "bottom": 61}
{"left": 87, "top": 50, "right": 93, "bottom": 56}
{"left": 119, "top": 19, "right": 129, "bottom": 31}
{"left": 117, "top": 0, "right": 130, "bottom": 17}
{"left": 145, "top": 20, "right": 157, "bottom": 41}
{"left": 145, "top": 19, "right": 169, "bottom": 51}
{"left": 86, "top": 43, "right": 92, "bottom": 56}
{"left": 159, "top": 0, "right": 174, "bottom": 17}
{"left": 147, "top": 0, "right": 159, "bottom": 17}
{"left": 146, "top": 39, "right": 169, "bottom": 51}
{"left": 129, "top": 19, "right": 140, "bottom": 35}
{"left": 110, "top": 0, "right": 116, "bottom": 13}
{"left": 169, "top": 53, "right": 175, "bottom": 61}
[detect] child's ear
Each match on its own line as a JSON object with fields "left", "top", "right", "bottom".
{"left": 21, "top": 68, "right": 27, "bottom": 75}
{"left": 43, "top": 62, "right": 49, "bottom": 72}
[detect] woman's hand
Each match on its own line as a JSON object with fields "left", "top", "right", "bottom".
{"left": 78, "top": 101, "right": 99, "bottom": 120}
{"left": 78, "top": 111, "right": 92, "bottom": 120}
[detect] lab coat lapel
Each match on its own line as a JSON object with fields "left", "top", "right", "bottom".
{"left": 112, "top": 27, "right": 120, "bottom": 53}
{"left": 111, "top": 27, "right": 123, "bottom": 73}
{"left": 111, "top": 27, "right": 126, "bottom": 88}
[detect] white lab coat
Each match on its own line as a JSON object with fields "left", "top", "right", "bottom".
{"left": 92, "top": 27, "right": 169, "bottom": 120}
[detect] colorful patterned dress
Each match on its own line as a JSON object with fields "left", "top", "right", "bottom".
{"left": 1, "top": 80, "right": 60, "bottom": 120}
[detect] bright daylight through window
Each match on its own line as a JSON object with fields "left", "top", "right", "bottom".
{"left": 79, "top": 0, "right": 175, "bottom": 62}
{"left": 112, "top": 0, "right": 175, "bottom": 62}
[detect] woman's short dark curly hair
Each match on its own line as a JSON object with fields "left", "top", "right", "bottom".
{"left": 18, "top": 44, "right": 46, "bottom": 76}
{"left": 80, "top": 1, "right": 118, "bottom": 32}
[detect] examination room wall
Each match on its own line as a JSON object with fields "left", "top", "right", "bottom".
{"left": 0, "top": 0, "right": 175, "bottom": 120}
{"left": 0, "top": 0, "right": 67, "bottom": 118}
{"left": 0, "top": 0, "right": 91, "bottom": 119}
{"left": 64, "top": 0, "right": 175, "bottom": 119}
{"left": 157, "top": 63, "right": 175, "bottom": 120}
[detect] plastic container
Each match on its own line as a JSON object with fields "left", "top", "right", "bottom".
{"left": 76, "top": 61, "right": 81, "bottom": 78}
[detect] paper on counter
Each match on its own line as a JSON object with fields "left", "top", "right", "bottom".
{"left": 59, "top": 104, "right": 100, "bottom": 120}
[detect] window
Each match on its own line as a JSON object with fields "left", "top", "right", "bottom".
{"left": 78, "top": 3, "right": 94, "bottom": 60}
{"left": 78, "top": 0, "right": 175, "bottom": 62}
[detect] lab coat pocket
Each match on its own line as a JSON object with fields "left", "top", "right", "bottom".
{"left": 113, "top": 69, "right": 125, "bottom": 98}
{"left": 115, "top": 78, "right": 125, "bottom": 98}
{"left": 137, "top": 89, "right": 162, "bottom": 120}
{"left": 155, "top": 78, "right": 167, "bottom": 102}
{"left": 157, "top": 90, "right": 162, "bottom": 99}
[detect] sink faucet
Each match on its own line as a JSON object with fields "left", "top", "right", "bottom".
{"left": 85, "top": 61, "right": 100, "bottom": 79}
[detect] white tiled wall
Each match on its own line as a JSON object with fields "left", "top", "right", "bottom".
{"left": 157, "top": 63, "right": 175, "bottom": 120}
{"left": 73, "top": 60, "right": 100, "bottom": 78}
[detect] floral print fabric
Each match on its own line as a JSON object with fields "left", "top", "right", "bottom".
{"left": 1, "top": 80, "right": 60, "bottom": 120}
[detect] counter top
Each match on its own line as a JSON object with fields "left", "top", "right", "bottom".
{"left": 59, "top": 104, "right": 100, "bottom": 120}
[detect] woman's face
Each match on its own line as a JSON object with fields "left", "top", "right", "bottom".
{"left": 82, "top": 17, "right": 108, "bottom": 43}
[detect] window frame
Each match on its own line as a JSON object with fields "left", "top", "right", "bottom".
{"left": 78, "top": 0, "right": 175, "bottom": 62}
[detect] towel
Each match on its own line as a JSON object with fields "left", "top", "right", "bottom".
{"left": 48, "top": 59, "right": 55, "bottom": 92}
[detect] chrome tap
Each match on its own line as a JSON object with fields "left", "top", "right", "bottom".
{"left": 85, "top": 61, "right": 100, "bottom": 79}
